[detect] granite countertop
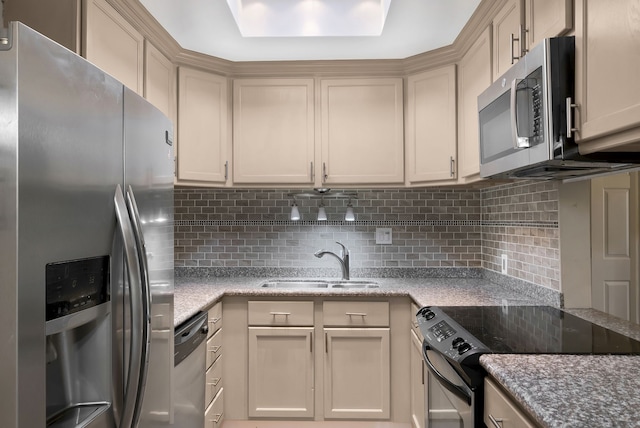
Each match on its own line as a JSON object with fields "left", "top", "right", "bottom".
{"left": 173, "top": 274, "right": 640, "bottom": 428}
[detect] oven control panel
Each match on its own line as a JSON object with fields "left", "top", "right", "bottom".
{"left": 416, "top": 306, "right": 490, "bottom": 364}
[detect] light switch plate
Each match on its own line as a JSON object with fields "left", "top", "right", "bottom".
{"left": 376, "top": 228, "right": 392, "bottom": 244}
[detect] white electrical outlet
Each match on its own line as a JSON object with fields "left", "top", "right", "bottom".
{"left": 501, "top": 254, "right": 508, "bottom": 274}
{"left": 376, "top": 228, "right": 392, "bottom": 244}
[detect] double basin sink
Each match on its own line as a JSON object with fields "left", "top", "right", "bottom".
{"left": 260, "top": 278, "right": 379, "bottom": 289}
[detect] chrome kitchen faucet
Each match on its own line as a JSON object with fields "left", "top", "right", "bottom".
{"left": 314, "top": 241, "right": 350, "bottom": 280}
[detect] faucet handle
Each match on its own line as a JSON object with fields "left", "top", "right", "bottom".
{"left": 335, "top": 241, "right": 348, "bottom": 257}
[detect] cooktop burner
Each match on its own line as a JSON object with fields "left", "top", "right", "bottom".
{"left": 438, "top": 306, "right": 640, "bottom": 355}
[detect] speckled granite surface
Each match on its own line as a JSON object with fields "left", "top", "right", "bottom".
{"left": 173, "top": 276, "right": 539, "bottom": 326}
{"left": 481, "top": 354, "right": 640, "bottom": 428}
{"left": 174, "top": 273, "right": 640, "bottom": 428}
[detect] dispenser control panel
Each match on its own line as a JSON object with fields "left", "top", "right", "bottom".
{"left": 46, "top": 256, "right": 110, "bottom": 321}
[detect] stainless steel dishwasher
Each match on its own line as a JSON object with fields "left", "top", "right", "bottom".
{"left": 174, "top": 311, "right": 208, "bottom": 427}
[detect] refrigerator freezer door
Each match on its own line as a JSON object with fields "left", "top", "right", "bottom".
{"left": 122, "top": 87, "right": 175, "bottom": 427}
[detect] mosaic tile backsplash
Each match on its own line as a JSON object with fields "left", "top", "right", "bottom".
{"left": 174, "top": 181, "right": 561, "bottom": 290}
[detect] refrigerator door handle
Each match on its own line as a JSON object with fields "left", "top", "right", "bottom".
{"left": 114, "top": 185, "right": 145, "bottom": 428}
{"left": 125, "top": 185, "right": 153, "bottom": 426}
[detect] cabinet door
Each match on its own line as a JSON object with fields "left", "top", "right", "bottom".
{"left": 484, "top": 378, "right": 535, "bottom": 428}
{"left": 574, "top": 0, "right": 640, "bottom": 148}
{"left": 248, "top": 327, "right": 314, "bottom": 418}
{"left": 320, "top": 78, "right": 404, "bottom": 185}
{"left": 492, "top": 0, "right": 524, "bottom": 81}
{"left": 525, "top": 0, "right": 572, "bottom": 49}
{"left": 144, "top": 40, "right": 175, "bottom": 123}
{"left": 458, "top": 27, "right": 492, "bottom": 180}
{"left": 177, "top": 67, "right": 230, "bottom": 185}
{"left": 410, "top": 330, "right": 426, "bottom": 428}
{"left": 83, "top": 0, "right": 143, "bottom": 94}
{"left": 233, "top": 79, "right": 315, "bottom": 185}
{"left": 406, "top": 65, "right": 457, "bottom": 184}
{"left": 324, "top": 328, "right": 390, "bottom": 419}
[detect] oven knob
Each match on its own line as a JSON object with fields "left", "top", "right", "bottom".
{"left": 458, "top": 343, "right": 472, "bottom": 355}
{"left": 425, "top": 310, "right": 435, "bottom": 320}
{"left": 451, "top": 337, "right": 465, "bottom": 348}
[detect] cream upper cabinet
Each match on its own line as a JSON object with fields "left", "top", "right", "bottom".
{"left": 177, "top": 67, "right": 230, "bottom": 186}
{"left": 233, "top": 79, "right": 315, "bottom": 185}
{"left": 525, "top": 0, "right": 572, "bottom": 49}
{"left": 573, "top": 0, "right": 640, "bottom": 152}
{"left": 457, "top": 27, "right": 492, "bottom": 181}
{"left": 83, "top": 0, "right": 144, "bottom": 94}
{"left": 320, "top": 78, "right": 404, "bottom": 186}
{"left": 144, "top": 40, "right": 175, "bottom": 123}
{"left": 492, "top": 0, "right": 524, "bottom": 81}
{"left": 406, "top": 65, "right": 457, "bottom": 185}
{"left": 492, "top": 0, "right": 572, "bottom": 81}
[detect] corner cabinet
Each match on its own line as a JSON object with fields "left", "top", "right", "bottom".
{"left": 457, "top": 27, "right": 492, "bottom": 181}
{"left": 233, "top": 79, "right": 315, "bottom": 185}
{"left": 573, "top": 0, "right": 640, "bottom": 153}
{"left": 406, "top": 65, "right": 457, "bottom": 185}
{"left": 177, "top": 67, "right": 230, "bottom": 186}
{"left": 323, "top": 301, "right": 391, "bottom": 420}
{"left": 320, "top": 78, "right": 404, "bottom": 186}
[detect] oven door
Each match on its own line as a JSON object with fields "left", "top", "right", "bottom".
{"left": 423, "top": 343, "right": 475, "bottom": 428}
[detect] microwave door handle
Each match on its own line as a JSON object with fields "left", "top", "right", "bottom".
{"left": 422, "top": 342, "right": 472, "bottom": 405}
{"left": 510, "top": 79, "right": 530, "bottom": 149}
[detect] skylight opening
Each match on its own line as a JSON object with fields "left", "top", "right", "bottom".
{"left": 226, "top": 0, "right": 393, "bottom": 37}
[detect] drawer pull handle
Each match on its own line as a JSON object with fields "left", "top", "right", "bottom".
{"left": 488, "top": 414, "right": 503, "bottom": 428}
{"left": 210, "top": 413, "right": 223, "bottom": 423}
{"left": 209, "top": 345, "right": 221, "bottom": 353}
{"left": 346, "top": 312, "right": 367, "bottom": 317}
{"left": 270, "top": 312, "right": 291, "bottom": 316}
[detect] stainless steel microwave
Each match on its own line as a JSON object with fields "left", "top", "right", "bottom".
{"left": 478, "top": 36, "right": 640, "bottom": 180}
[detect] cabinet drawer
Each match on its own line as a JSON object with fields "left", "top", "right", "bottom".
{"left": 207, "top": 301, "right": 222, "bottom": 337}
{"left": 323, "top": 301, "right": 389, "bottom": 327}
{"left": 205, "top": 388, "right": 224, "bottom": 428}
{"left": 248, "top": 301, "right": 314, "bottom": 326}
{"left": 206, "top": 328, "right": 222, "bottom": 369}
{"left": 484, "top": 377, "right": 536, "bottom": 428}
{"left": 206, "top": 355, "right": 222, "bottom": 408}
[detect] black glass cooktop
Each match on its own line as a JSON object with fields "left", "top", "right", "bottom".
{"left": 439, "top": 306, "right": 640, "bottom": 354}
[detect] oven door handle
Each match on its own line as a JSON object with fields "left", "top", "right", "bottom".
{"left": 423, "top": 342, "right": 472, "bottom": 405}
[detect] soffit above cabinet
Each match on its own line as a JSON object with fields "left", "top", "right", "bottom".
{"left": 138, "top": 0, "right": 481, "bottom": 61}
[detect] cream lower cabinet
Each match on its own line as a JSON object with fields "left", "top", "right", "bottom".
{"left": 484, "top": 377, "right": 536, "bottom": 428}
{"left": 323, "top": 301, "right": 391, "bottom": 420}
{"left": 248, "top": 327, "right": 315, "bottom": 418}
{"left": 573, "top": 0, "right": 640, "bottom": 153}
{"left": 205, "top": 302, "right": 224, "bottom": 428}
{"left": 405, "top": 65, "right": 457, "bottom": 185}
{"left": 247, "top": 301, "right": 315, "bottom": 418}
{"left": 233, "top": 79, "right": 315, "bottom": 185}
{"left": 457, "top": 26, "right": 492, "bottom": 181}
{"left": 409, "top": 303, "right": 426, "bottom": 428}
{"left": 320, "top": 78, "right": 404, "bottom": 186}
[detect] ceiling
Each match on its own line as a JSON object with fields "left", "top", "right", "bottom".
{"left": 140, "top": 0, "right": 481, "bottom": 62}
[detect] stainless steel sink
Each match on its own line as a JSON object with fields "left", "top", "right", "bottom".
{"left": 260, "top": 279, "right": 378, "bottom": 289}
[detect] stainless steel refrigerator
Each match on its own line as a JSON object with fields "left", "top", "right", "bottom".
{"left": 0, "top": 22, "right": 175, "bottom": 428}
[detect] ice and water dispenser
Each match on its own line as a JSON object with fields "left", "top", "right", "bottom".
{"left": 45, "top": 256, "right": 114, "bottom": 427}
